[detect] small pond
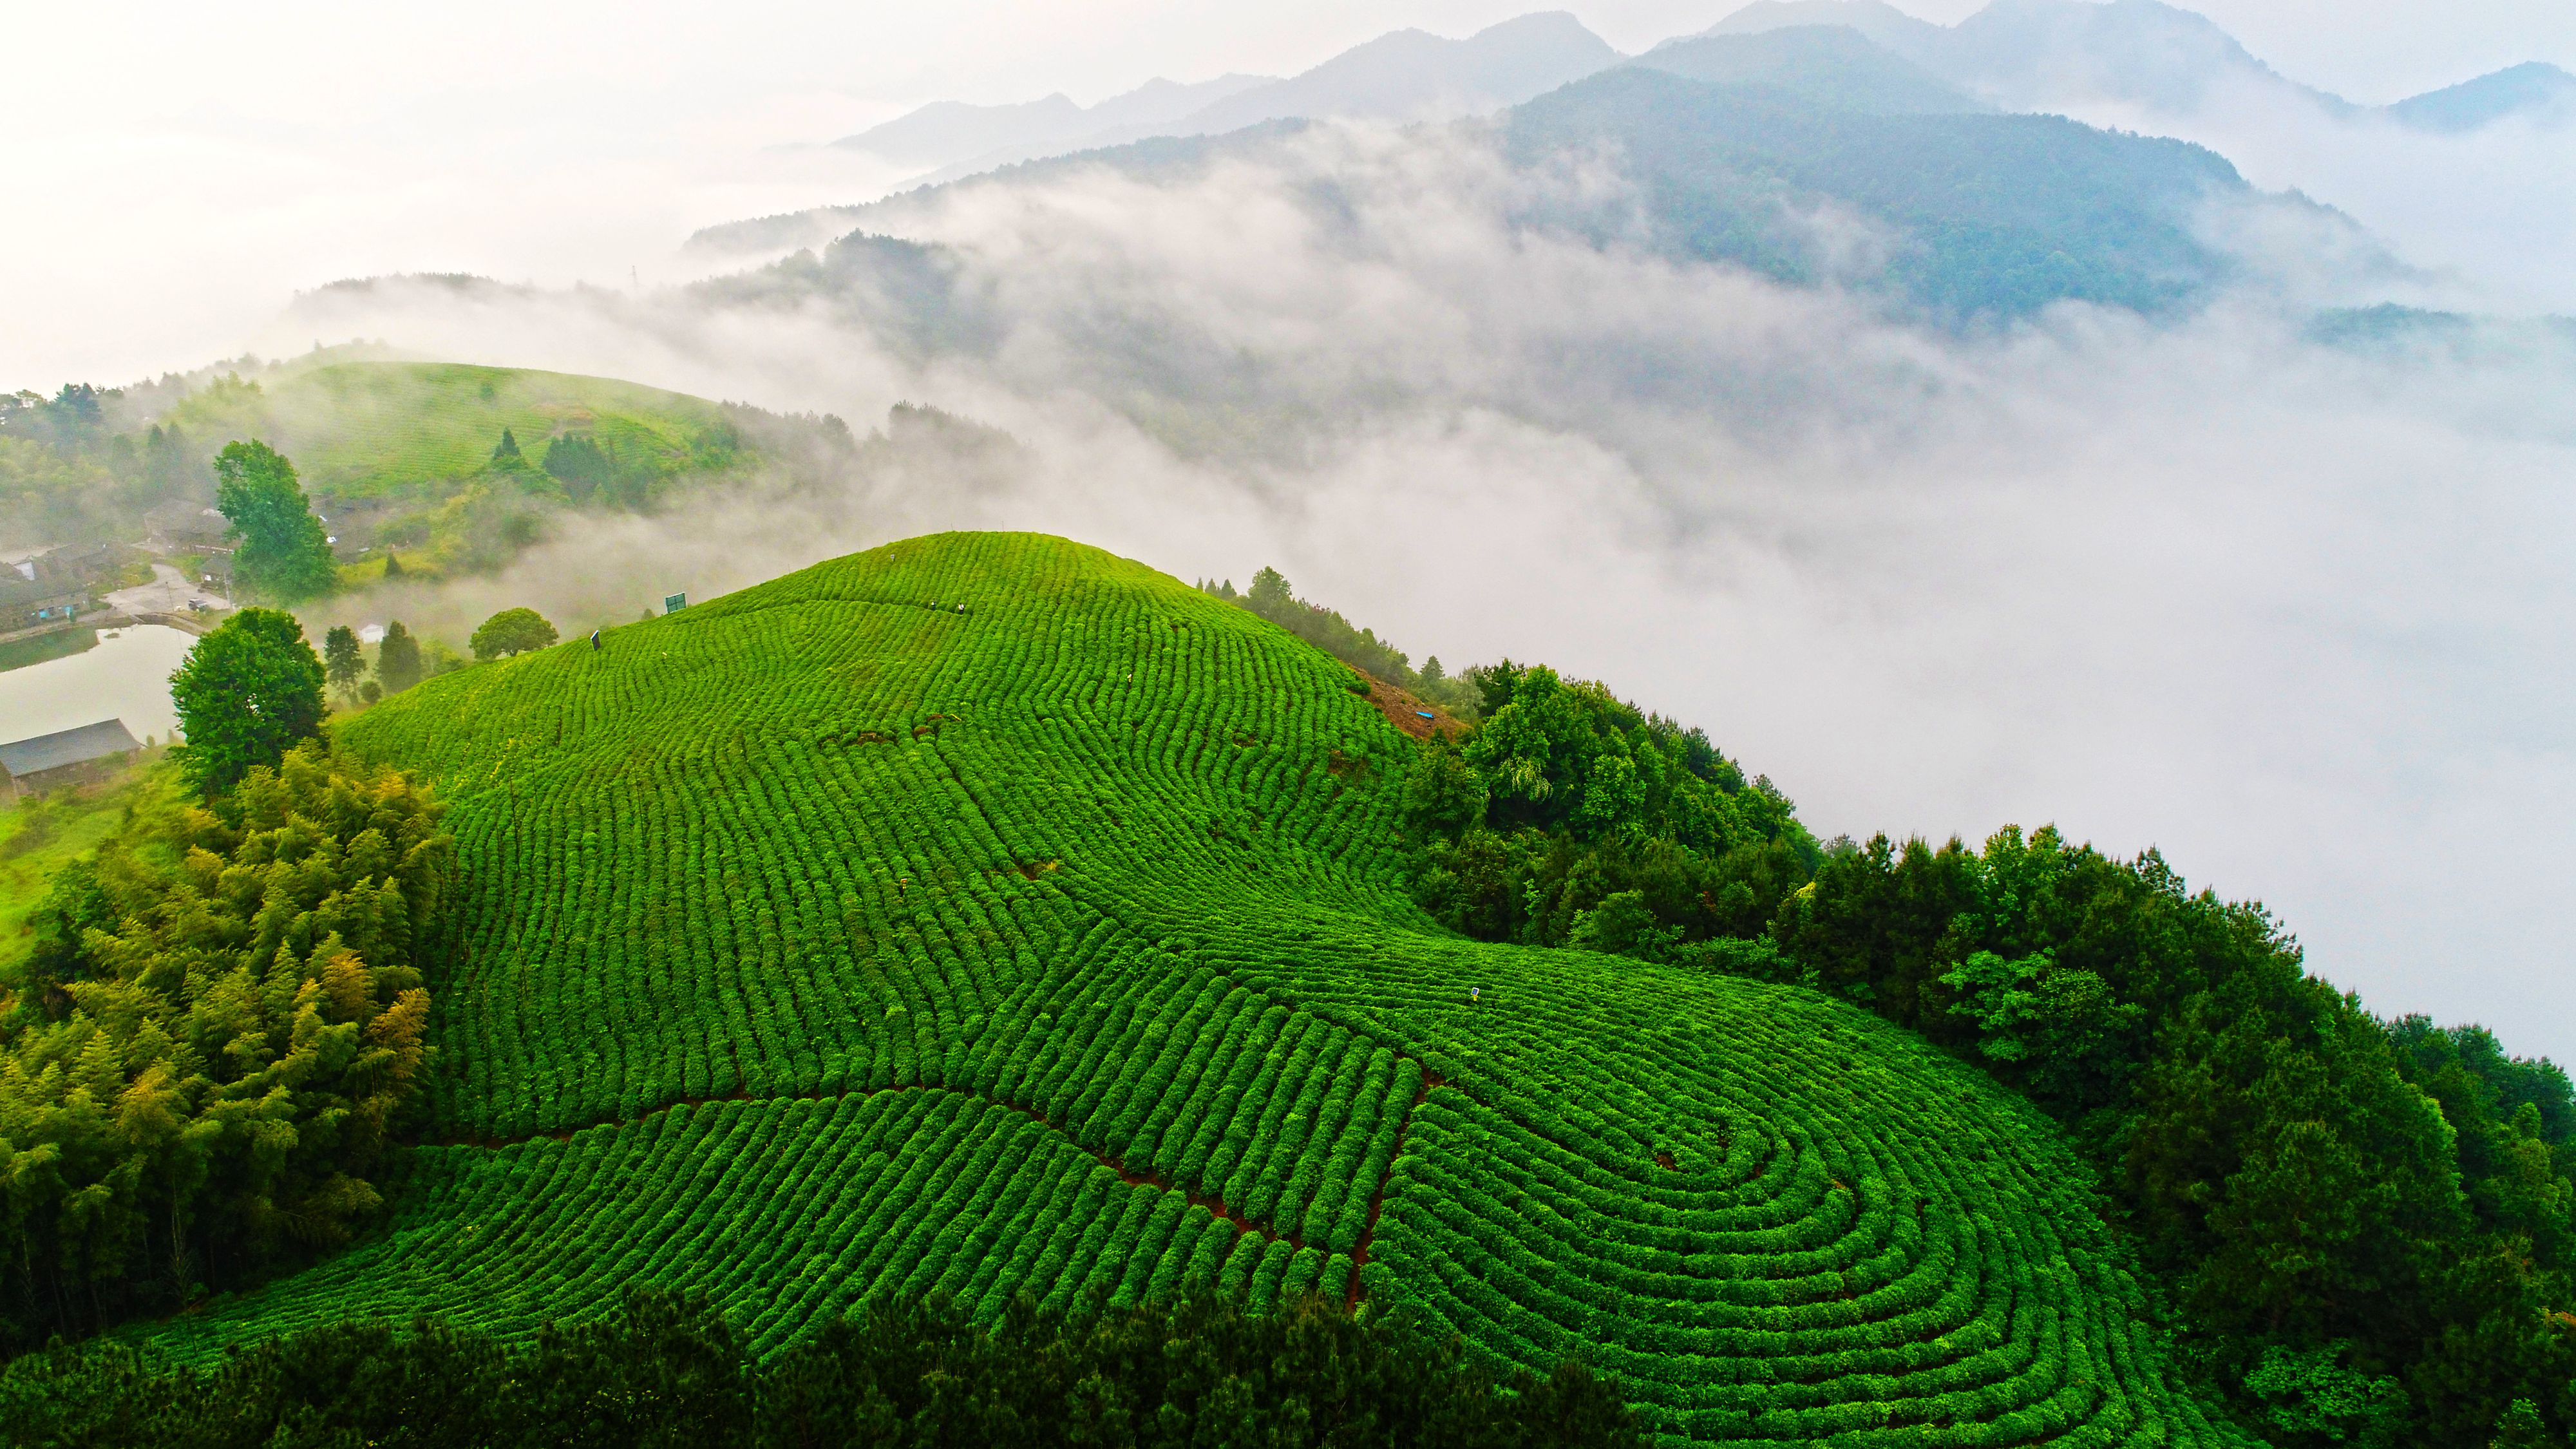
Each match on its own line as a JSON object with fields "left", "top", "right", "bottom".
{"left": 0, "top": 624, "right": 196, "bottom": 745}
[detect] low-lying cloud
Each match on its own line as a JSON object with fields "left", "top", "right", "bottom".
{"left": 260, "top": 113, "right": 2576, "bottom": 1065}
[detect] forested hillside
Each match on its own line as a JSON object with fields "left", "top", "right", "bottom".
{"left": 45, "top": 532, "right": 2253, "bottom": 1445}
{"left": 1398, "top": 668, "right": 2576, "bottom": 1446}
{"left": 1502, "top": 66, "right": 2251, "bottom": 321}
{"left": 705, "top": 32, "right": 2280, "bottom": 336}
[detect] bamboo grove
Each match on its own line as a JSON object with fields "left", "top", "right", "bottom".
{"left": 33, "top": 533, "right": 2247, "bottom": 1446}
{"left": 0, "top": 744, "right": 451, "bottom": 1338}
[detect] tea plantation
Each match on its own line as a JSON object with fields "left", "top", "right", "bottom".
{"left": 139, "top": 532, "right": 2249, "bottom": 1444}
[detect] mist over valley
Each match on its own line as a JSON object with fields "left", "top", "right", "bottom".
{"left": 6, "top": 4, "right": 2576, "bottom": 1443}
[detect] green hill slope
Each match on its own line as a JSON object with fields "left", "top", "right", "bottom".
{"left": 4, "top": 357, "right": 788, "bottom": 572}
{"left": 143, "top": 533, "right": 2247, "bottom": 1444}
{"left": 160, "top": 359, "right": 755, "bottom": 576}
{"left": 160, "top": 359, "right": 741, "bottom": 509}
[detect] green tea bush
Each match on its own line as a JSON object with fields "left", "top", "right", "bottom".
{"left": 109, "top": 534, "right": 2248, "bottom": 1444}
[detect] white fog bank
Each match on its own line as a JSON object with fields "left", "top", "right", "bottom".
{"left": 263, "top": 117, "right": 2576, "bottom": 1062}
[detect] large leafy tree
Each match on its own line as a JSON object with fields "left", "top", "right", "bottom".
{"left": 169, "top": 607, "right": 326, "bottom": 795}
{"left": 213, "top": 440, "right": 337, "bottom": 604}
{"left": 1405, "top": 661, "right": 1812, "bottom": 951}
{"left": 469, "top": 606, "right": 558, "bottom": 661}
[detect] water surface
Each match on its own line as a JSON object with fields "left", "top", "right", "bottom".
{"left": 0, "top": 624, "right": 194, "bottom": 745}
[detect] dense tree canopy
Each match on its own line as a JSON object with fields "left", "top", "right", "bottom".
{"left": 542, "top": 433, "right": 616, "bottom": 504}
{"left": 0, "top": 1289, "right": 1640, "bottom": 1449}
{"left": 0, "top": 744, "right": 450, "bottom": 1347}
{"left": 212, "top": 440, "right": 337, "bottom": 604}
{"left": 169, "top": 607, "right": 327, "bottom": 795}
{"left": 1403, "top": 661, "right": 1815, "bottom": 950}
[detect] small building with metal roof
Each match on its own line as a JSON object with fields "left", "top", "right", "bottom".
{"left": 0, "top": 719, "right": 142, "bottom": 800}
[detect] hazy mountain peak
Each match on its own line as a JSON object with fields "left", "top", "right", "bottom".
{"left": 2388, "top": 61, "right": 2576, "bottom": 133}
{"left": 1947, "top": 0, "right": 2328, "bottom": 112}
{"left": 1698, "top": 0, "right": 2349, "bottom": 116}
{"left": 1638, "top": 26, "right": 1986, "bottom": 114}
{"left": 836, "top": 12, "right": 1624, "bottom": 193}
{"left": 1171, "top": 10, "right": 1622, "bottom": 134}
{"left": 1086, "top": 74, "right": 1278, "bottom": 130}
{"left": 834, "top": 74, "right": 1276, "bottom": 170}
{"left": 1698, "top": 0, "right": 1947, "bottom": 58}
{"left": 833, "top": 93, "right": 1084, "bottom": 169}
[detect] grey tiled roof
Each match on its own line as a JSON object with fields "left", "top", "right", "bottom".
{"left": 0, "top": 718, "right": 140, "bottom": 777}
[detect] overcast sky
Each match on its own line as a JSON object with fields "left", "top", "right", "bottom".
{"left": 8, "top": 0, "right": 2570, "bottom": 389}
{"left": 14, "top": 0, "right": 2573, "bottom": 130}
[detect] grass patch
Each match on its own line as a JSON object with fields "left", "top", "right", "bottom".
{"left": 0, "top": 752, "right": 175, "bottom": 973}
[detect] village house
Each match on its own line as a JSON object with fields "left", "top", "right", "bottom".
{"left": 0, "top": 719, "right": 141, "bottom": 800}
{"left": 0, "top": 573, "right": 88, "bottom": 634}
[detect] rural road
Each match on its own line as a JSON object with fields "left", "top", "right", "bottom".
{"left": 105, "top": 563, "right": 230, "bottom": 616}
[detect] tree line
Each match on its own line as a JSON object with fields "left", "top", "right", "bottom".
{"left": 1202, "top": 569, "right": 1484, "bottom": 717}
{"left": 0, "top": 1289, "right": 1643, "bottom": 1449}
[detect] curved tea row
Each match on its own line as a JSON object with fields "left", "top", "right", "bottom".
{"left": 146, "top": 534, "right": 2248, "bottom": 1444}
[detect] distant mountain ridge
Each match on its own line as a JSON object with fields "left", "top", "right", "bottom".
{"left": 702, "top": 53, "right": 2304, "bottom": 345}
{"left": 688, "top": 0, "right": 2494, "bottom": 319}
{"left": 840, "top": 12, "right": 1620, "bottom": 183}
{"left": 1701, "top": 0, "right": 2344, "bottom": 115}
{"left": 739, "top": 0, "right": 2570, "bottom": 263}
{"left": 1695, "top": 0, "right": 2572, "bottom": 129}
{"left": 1635, "top": 26, "right": 1987, "bottom": 115}
{"left": 2387, "top": 61, "right": 2576, "bottom": 133}
{"left": 832, "top": 75, "right": 1276, "bottom": 169}
{"left": 1502, "top": 63, "right": 2259, "bottom": 321}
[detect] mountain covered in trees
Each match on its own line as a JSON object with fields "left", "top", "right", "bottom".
{"left": 699, "top": 32, "right": 2325, "bottom": 341}
{"left": 705, "top": 0, "right": 2565, "bottom": 252}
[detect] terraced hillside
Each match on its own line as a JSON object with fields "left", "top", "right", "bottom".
{"left": 144, "top": 533, "right": 2248, "bottom": 1445}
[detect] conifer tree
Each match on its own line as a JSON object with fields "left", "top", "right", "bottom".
{"left": 323, "top": 624, "right": 365, "bottom": 699}
{"left": 377, "top": 621, "right": 424, "bottom": 695}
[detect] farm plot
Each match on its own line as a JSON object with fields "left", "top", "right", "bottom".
{"left": 141, "top": 533, "right": 2248, "bottom": 1445}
